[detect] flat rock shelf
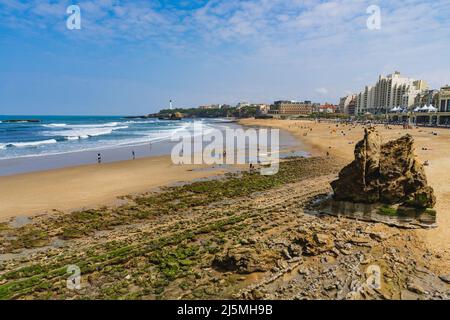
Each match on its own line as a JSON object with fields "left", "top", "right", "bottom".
{"left": 310, "top": 196, "right": 437, "bottom": 229}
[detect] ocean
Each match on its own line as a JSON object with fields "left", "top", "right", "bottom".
{"left": 0, "top": 116, "right": 232, "bottom": 160}
{"left": 0, "top": 116, "right": 302, "bottom": 176}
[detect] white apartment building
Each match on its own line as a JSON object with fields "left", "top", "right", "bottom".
{"left": 355, "top": 72, "right": 428, "bottom": 115}
{"left": 339, "top": 94, "right": 356, "bottom": 114}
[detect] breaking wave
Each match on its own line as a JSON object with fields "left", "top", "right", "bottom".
{"left": 43, "top": 123, "right": 67, "bottom": 127}
{"left": 3, "top": 139, "right": 58, "bottom": 148}
{"left": 57, "top": 126, "right": 128, "bottom": 140}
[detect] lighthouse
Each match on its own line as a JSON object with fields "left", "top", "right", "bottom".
{"left": 169, "top": 100, "right": 173, "bottom": 110}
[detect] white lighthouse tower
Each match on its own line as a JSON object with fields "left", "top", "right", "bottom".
{"left": 169, "top": 100, "right": 173, "bottom": 110}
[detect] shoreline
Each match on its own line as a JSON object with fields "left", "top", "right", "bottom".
{"left": 0, "top": 119, "right": 244, "bottom": 177}
{"left": 0, "top": 124, "right": 301, "bottom": 220}
{"left": 0, "top": 155, "right": 234, "bottom": 221}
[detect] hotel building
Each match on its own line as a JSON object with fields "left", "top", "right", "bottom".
{"left": 355, "top": 72, "right": 428, "bottom": 115}
{"left": 414, "top": 90, "right": 439, "bottom": 109}
{"left": 269, "top": 100, "right": 313, "bottom": 116}
{"left": 438, "top": 86, "right": 450, "bottom": 112}
{"left": 388, "top": 85, "right": 450, "bottom": 126}
{"left": 339, "top": 94, "right": 357, "bottom": 114}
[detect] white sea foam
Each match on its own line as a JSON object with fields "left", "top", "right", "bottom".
{"left": 43, "top": 122, "right": 122, "bottom": 130}
{"left": 0, "top": 119, "right": 234, "bottom": 161}
{"left": 58, "top": 126, "right": 128, "bottom": 140}
{"left": 124, "top": 119, "right": 159, "bottom": 125}
{"left": 5, "top": 139, "right": 58, "bottom": 148}
{"left": 43, "top": 123, "right": 67, "bottom": 127}
{"left": 41, "top": 123, "right": 128, "bottom": 140}
{"left": 69, "top": 122, "right": 120, "bottom": 128}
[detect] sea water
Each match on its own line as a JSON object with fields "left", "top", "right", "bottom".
{"left": 0, "top": 116, "right": 230, "bottom": 160}
{"left": 0, "top": 116, "right": 301, "bottom": 175}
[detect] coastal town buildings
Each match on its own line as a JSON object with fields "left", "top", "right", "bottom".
{"left": 347, "top": 97, "right": 357, "bottom": 115}
{"left": 198, "top": 104, "right": 221, "bottom": 110}
{"left": 355, "top": 72, "right": 429, "bottom": 115}
{"left": 438, "top": 86, "right": 450, "bottom": 112}
{"left": 414, "top": 90, "right": 439, "bottom": 109}
{"left": 339, "top": 95, "right": 356, "bottom": 114}
{"left": 318, "top": 103, "right": 337, "bottom": 113}
{"left": 255, "top": 104, "right": 270, "bottom": 115}
{"left": 269, "top": 100, "right": 313, "bottom": 116}
{"left": 387, "top": 85, "right": 450, "bottom": 126}
{"left": 236, "top": 102, "right": 251, "bottom": 109}
{"left": 337, "top": 71, "right": 449, "bottom": 126}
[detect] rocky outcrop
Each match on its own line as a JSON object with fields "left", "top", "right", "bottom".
{"left": 212, "top": 247, "right": 278, "bottom": 274}
{"left": 293, "top": 231, "right": 335, "bottom": 256}
{"left": 331, "top": 128, "right": 435, "bottom": 208}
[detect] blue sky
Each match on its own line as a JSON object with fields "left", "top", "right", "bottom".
{"left": 0, "top": 0, "right": 449, "bottom": 115}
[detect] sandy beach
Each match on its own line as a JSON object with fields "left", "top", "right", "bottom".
{"left": 1, "top": 118, "right": 448, "bottom": 256}
{"left": 0, "top": 122, "right": 448, "bottom": 300}
{"left": 239, "top": 118, "right": 450, "bottom": 256}
{"left": 0, "top": 123, "right": 302, "bottom": 220}
{"left": 0, "top": 155, "right": 234, "bottom": 220}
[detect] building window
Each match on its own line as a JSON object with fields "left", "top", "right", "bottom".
{"left": 441, "top": 100, "right": 446, "bottom": 112}
{"left": 447, "top": 100, "right": 450, "bottom": 112}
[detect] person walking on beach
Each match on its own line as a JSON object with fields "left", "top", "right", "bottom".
{"left": 132, "top": 150, "right": 136, "bottom": 160}
{"left": 97, "top": 153, "right": 102, "bottom": 164}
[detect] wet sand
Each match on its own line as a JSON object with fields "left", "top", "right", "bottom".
{"left": 0, "top": 156, "right": 233, "bottom": 220}
{"left": 239, "top": 118, "right": 450, "bottom": 257}
{"left": 0, "top": 126, "right": 300, "bottom": 220}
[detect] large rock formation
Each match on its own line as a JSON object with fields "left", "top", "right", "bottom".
{"left": 331, "top": 128, "right": 435, "bottom": 208}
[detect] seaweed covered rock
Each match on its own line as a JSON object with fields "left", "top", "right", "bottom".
{"left": 331, "top": 128, "right": 436, "bottom": 208}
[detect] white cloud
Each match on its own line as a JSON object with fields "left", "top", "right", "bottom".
{"left": 1, "top": 0, "right": 449, "bottom": 104}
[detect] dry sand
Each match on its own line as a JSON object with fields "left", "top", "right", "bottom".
{"left": 0, "top": 155, "right": 232, "bottom": 220}
{"left": 240, "top": 118, "right": 450, "bottom": 256}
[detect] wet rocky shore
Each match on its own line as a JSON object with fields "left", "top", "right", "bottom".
{"left": 0, "top": 157, "right": 448, "bottom": 300}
